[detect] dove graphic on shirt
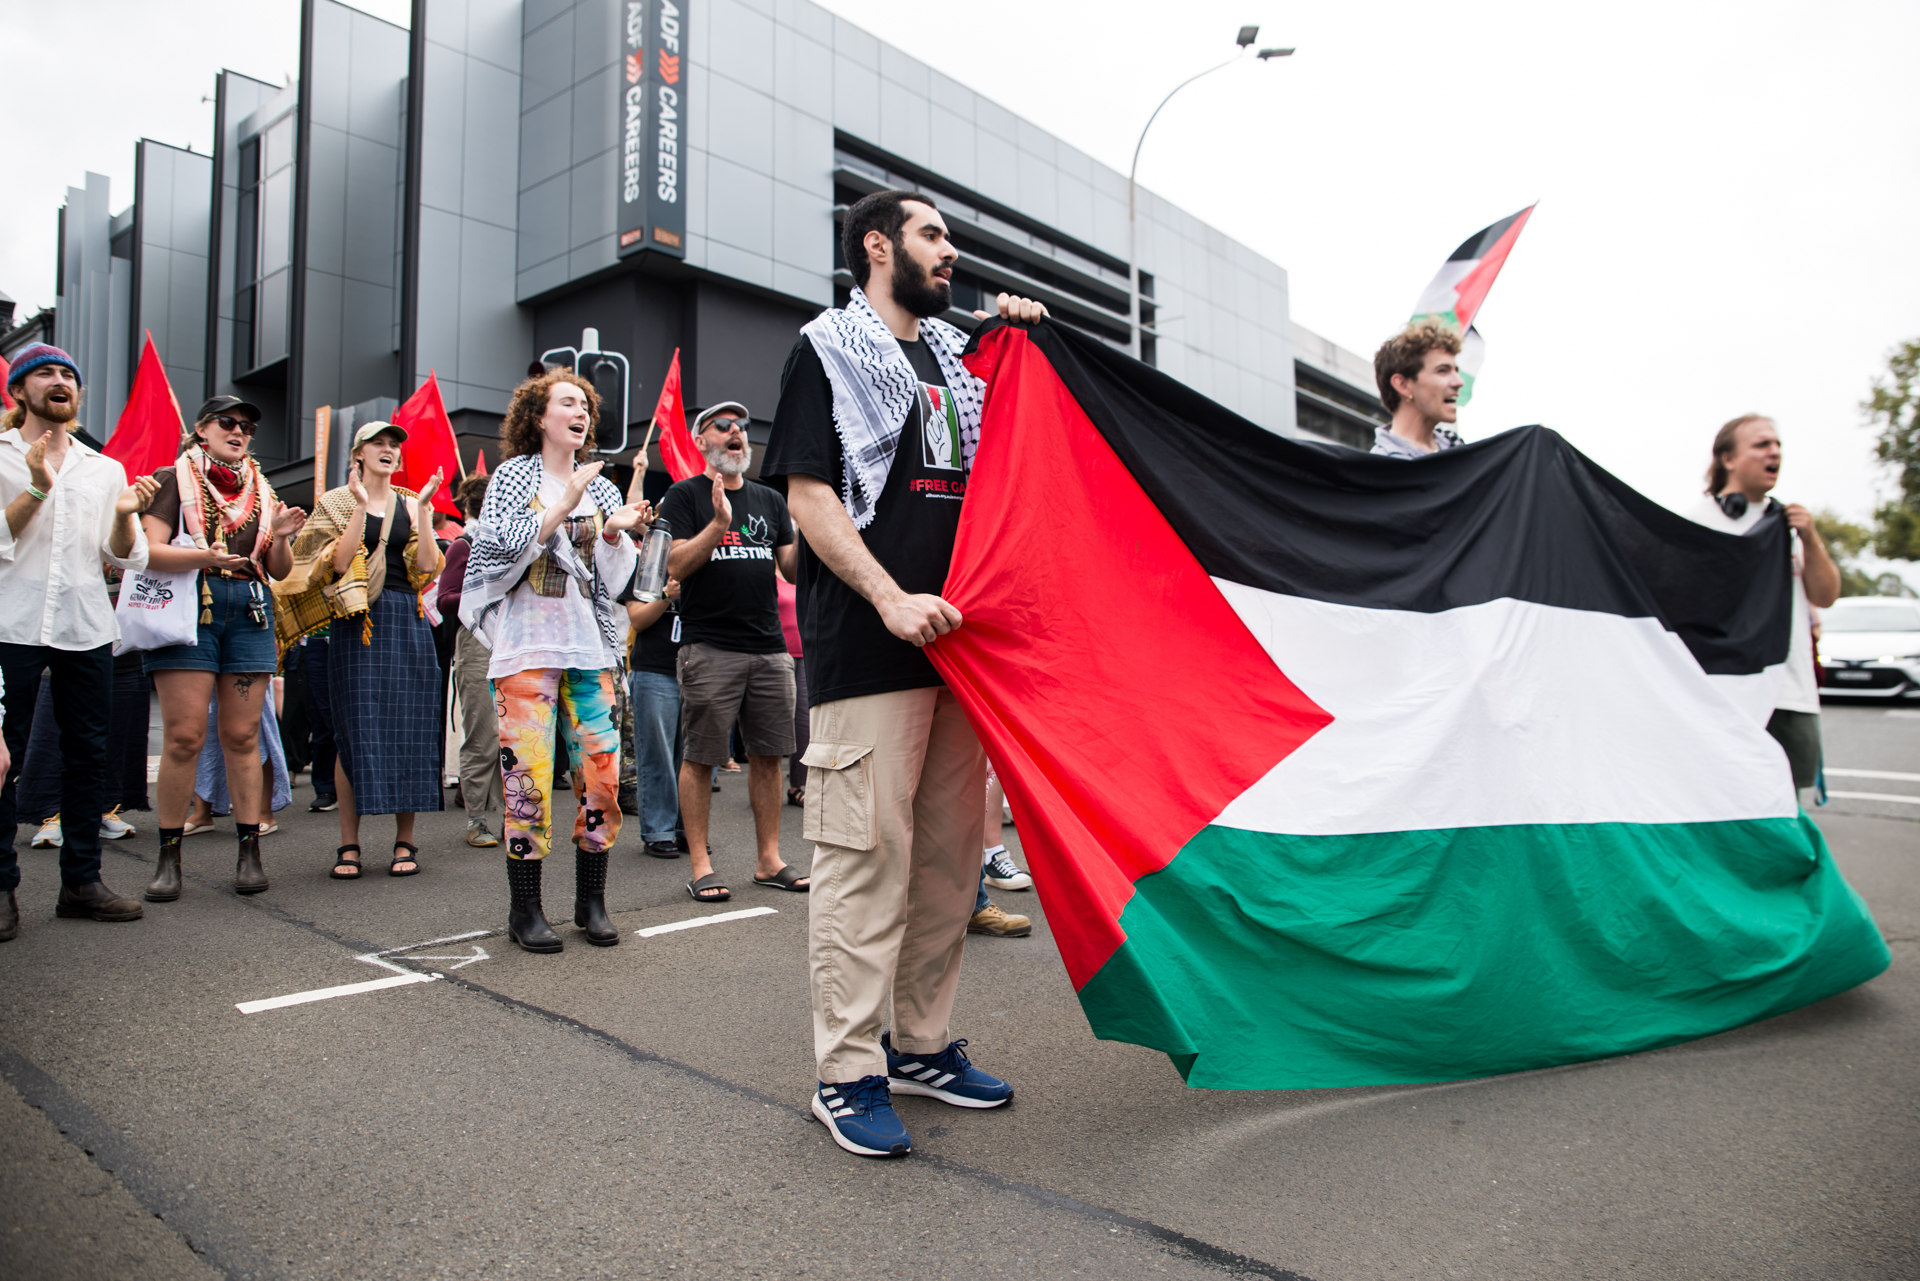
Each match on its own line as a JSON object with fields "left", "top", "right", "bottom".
{"left": 741, "top": 513, "right": 772, "bottom": 546}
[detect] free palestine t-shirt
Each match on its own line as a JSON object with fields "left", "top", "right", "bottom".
{"left": 655, "top": 475, "right": 794, "bottom": 654}
{"left": 762, "top": 333, "right": 967, "bottom": 707}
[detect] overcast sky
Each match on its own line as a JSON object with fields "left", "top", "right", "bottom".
{"left": 4, "top": 0, "right": 1915, "bottom": 536}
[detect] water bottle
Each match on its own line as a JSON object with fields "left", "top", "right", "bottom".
{"left": 632, "top": 522, "right": 672, "bottom": 602}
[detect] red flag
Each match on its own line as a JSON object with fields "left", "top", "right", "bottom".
{"left": 104, "top": 332, "right": 184, "bottom": 478}
{"left": 392, "top": 371, "right": 463, "bottom": 517}
{"left": 0, "top": 353, "right": 12, "bottom": 410}
{"left": 653, "top": 349, "right": 703, "bottom": 482}
{"left": 472, "top": 447, "right": 488, "bottom": 477}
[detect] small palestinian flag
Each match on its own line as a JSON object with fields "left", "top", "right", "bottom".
{"left": 1409, "top": 205, "right": 1535, "bottom": 407}
{"left": 928, "top": 320, "right": 1888, "bottom": 1090}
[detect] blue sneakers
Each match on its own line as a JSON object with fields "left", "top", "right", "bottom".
{"left": 883, "top": 1034, "right": 1014, "bottom": 1109}
{"left": 812, "top": 1075, "right": 912, "bottom": 1157}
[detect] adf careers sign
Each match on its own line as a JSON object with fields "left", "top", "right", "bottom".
{"left": 618, "top": 0, "right": 687, "bottom": 259}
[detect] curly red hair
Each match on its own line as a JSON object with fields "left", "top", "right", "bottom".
{"left": 501, "top": 369, "right": 601, "bottom": 461}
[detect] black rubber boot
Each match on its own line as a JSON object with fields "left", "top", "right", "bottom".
{"left": 234, "top": 832, "right": 269, "bottom": 895}
{"left": 573, "top": 847, "right": 619, "bottom": 947}
{"left": 146, "top": 833, "right": 183, "bottom": 902}
{"left": 507, "top": 857, "right": 562, "bottom": 953}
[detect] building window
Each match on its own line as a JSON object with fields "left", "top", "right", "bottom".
{"left": 235, "top": 114, "right": 294, "bottom": 376}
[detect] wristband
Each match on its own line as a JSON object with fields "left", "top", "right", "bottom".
{"left": 24, "top": 482, "right": 47, "bottom": 502}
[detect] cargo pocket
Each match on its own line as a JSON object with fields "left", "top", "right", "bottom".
{"left": 801, "top": 741, "right": 876, "bottom": 851}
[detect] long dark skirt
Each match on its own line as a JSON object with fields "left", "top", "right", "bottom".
{"left": 328, "top": 590, "right": 443, "bottom": 816}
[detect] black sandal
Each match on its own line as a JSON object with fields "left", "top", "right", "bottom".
{"left": 389, "top": 841, "right": 421, "bottom": 877}
{"left": 330, "top": 845, "right": 363, "bottom": 880}
{"left": 686, "top": 871, "right": 731, "bottom": 903}
{"left": 753, "top": 864, "right": 810, "bottom": 892}
{"left": 786, "top": 786, "right": 805, "bottom": 807}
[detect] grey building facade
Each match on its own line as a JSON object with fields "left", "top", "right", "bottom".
{"left": 36, "top": 0, "right": 1381, "bottom": 506}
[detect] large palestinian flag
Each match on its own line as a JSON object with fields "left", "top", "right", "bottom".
{"left": 1409, "top": 204, "right": 1535, "bottom": 407}
{"left": 927, "top": 319, "right": 1888, "bottom": 1090}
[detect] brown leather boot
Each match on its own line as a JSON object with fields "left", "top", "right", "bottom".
{"left": 55, "top": 880, "right": 144, "bottom": 921}
{"left": 0, "top": 889, "right": 18, "bottom": 941}
{"left": 146, "top": 834, "right": 183, "bottom": 902}
{"left": 234, "top": 833, "right": 269, "bottom": 895}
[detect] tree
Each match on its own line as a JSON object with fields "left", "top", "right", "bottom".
{"left": 1865, "top": 338, "right": 1920, "bottom": 561}
{"left": 1813, "top": 509, "right": 1883, "bottom": 596}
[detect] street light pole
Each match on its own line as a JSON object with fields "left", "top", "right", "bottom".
{"left": 1127, "top": 31, "right": 1293, "bottom": 361}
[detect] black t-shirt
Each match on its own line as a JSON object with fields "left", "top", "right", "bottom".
{"left": 761, "top": 334, "right": 966, "bottom": 707}
{"left": 631, "top": 601, "right": 683, "bottom": 674}
{"left": 655, "top": 476, "right": 794, "bottom": 653}
{"left": 363, "top": 502, "right": 414, "bottom": 585}
{"left": 145, "top": 466, "right": 266, "bottom": 580}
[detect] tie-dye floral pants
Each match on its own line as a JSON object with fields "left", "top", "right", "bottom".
{"left": 494, "top": 667, "right": 623, "bottom": 861}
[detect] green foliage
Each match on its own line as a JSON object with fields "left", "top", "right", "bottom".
{"left": 1864, "top": 338, "right": 1920, "bottom": 561}
{"left": 1814, "top": 509, "right": 1883, "bottom": 596}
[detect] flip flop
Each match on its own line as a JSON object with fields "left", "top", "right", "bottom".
{"left": 686, "top": 872, "right": 731, "bottom": 903}
{"left": 753, "top": 864, "right": 810, "bottom": 892}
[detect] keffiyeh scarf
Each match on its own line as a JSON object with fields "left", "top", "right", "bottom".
{"left": 459, "top": 453, "right": 635, "bottom": 664}
{"left": 799, "top": 286, "right": 985, "bottom": 530}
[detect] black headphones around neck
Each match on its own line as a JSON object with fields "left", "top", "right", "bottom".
{"left": 1717, "top": 493, "right": 1779, "bottom": 520}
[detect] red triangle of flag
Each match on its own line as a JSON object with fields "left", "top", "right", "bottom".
{"left": 104, "top": 332, "right": 185, "bottom": 479}
{"left": 392, "top": 371, "right": 462, "bottom": 517}
{"left": 652, "top": 349, "right": 703, "bottom": 482}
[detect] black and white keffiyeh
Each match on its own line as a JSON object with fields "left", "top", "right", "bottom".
{"left": 459, "top": 453, "right": 636, "bottom": 663}
{"left": 799, "top": 286, "right": 985, "bottom": 530}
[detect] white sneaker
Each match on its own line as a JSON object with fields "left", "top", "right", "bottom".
{"left": 983, "top": 847, "right": 1032, "bottom": 892}
{"left": 30, "top": 814, "right": 60, "bottom": 848}
{"left": 99, "top": 808, "right": 137, "bottom": 840}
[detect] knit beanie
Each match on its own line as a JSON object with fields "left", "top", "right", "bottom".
{"left": 5, "top": 344, "right": 83, "bottom": 391}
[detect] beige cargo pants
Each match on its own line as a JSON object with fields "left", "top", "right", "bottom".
{"left": 802, "top": 685, "right": 989, "bottom": 1084}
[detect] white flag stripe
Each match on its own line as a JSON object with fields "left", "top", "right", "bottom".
{"left": 1210, "top": 585, "right": 1797, "bottom": 837}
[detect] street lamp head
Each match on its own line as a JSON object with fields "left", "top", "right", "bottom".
{"left": 1236, "top": 25, "right": 1259, "bottom": 47}
{"left": 1257, "top": 46, "right": 1295, "bottom": 60}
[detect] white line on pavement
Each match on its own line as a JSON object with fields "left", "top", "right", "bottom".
{"left": 636, "top": 906, "right": 778, "bottom": 938}
{"left": 1827, "top": 791, "right": 1920, "bottom": 807}
{"left": 1826, "top": 768, "right": 1920, "bottom": 784}
{"left": 236, "top": 972, "right": 439, "bottom": 1015}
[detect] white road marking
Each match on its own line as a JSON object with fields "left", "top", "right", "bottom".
{"left": 236, "top": 972, "right": 438, "bottom": 1015}
{"left": 1885, "top": 710, "right": 1920, "bottom": 720}
{"left": 401, "top": 947, "right": 489, "bottom": 969}
{"left": 1826, "top": 768, "right": 1920, "bottom": 784}
{"left": 636, "top": 906, "right": 778, "bottom": 938}
{"left": 357, "top": 929, "right": 493, "bottom": 975}
{"left": 1827, "top": 791, "right": 1920, "bottom": 807}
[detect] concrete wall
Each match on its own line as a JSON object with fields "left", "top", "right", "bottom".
{"left": 291, "top": 0, "right": 410, "bottom": 466}
{"left": 132, "top": 141, "right": 213, "bottom": 408}
{"left": 411, "top": 0, "right": 534, "bottom": 419}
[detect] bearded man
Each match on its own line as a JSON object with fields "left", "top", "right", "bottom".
{"left": 762, "top": 189, "right": 1048, "bottom": 1157}
{"left": 0, "top": 345, "right": 157, "bottom": 939}
{"left": 655, "top": 400, "right": 802, "bottom": 903}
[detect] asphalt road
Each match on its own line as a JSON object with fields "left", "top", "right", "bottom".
{"left": 1, "top": 704, "right": 1915, "bottom": 1281}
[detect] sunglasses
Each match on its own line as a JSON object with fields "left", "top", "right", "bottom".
{"left": 211, "top": 414, "right": 257, "bottom": 435}
{"left": 702, "top": 418, "right": 746, "bottom": 435}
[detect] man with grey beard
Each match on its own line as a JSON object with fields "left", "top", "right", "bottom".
{"left": 656, "top": 401, "right": 803, "bottom": 903}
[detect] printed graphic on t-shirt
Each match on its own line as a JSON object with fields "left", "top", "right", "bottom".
{"left": 712, "top": 513, "right": 776, "bottom": 562}
{"left": 919, "top": 382, "right": 962, "bottom": 471}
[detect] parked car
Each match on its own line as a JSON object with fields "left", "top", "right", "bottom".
{"left": 1817, "top": 597, "right": 1920, "bottom": 699}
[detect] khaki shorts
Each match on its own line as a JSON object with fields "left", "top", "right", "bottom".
{"left": 677, "top": 642, "right": 796, "bottom": 766}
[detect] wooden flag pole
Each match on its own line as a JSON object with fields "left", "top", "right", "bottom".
{"left": 629, "top": 413, "right": 661, "bottom": 503}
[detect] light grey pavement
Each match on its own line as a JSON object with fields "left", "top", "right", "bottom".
{"left": 2, "top": 703, "right": 1915, "bottom": 1281}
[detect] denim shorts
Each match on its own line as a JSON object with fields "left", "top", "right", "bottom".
{"left": 142, "top": 573, "right": 279, "bottom": 675}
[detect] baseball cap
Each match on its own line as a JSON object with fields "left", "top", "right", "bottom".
{"left": 194, "top": 394, "right": 262, "bottom": 423}
{"left": 693, "top": 401, "right": 750, "bottom": 432}
{"left": 350, "top": 420, "right": 408, "bottom": 448}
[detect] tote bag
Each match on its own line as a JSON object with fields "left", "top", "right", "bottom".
{"left": 114, "top": 513, "right": 202, "bottom": 655}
